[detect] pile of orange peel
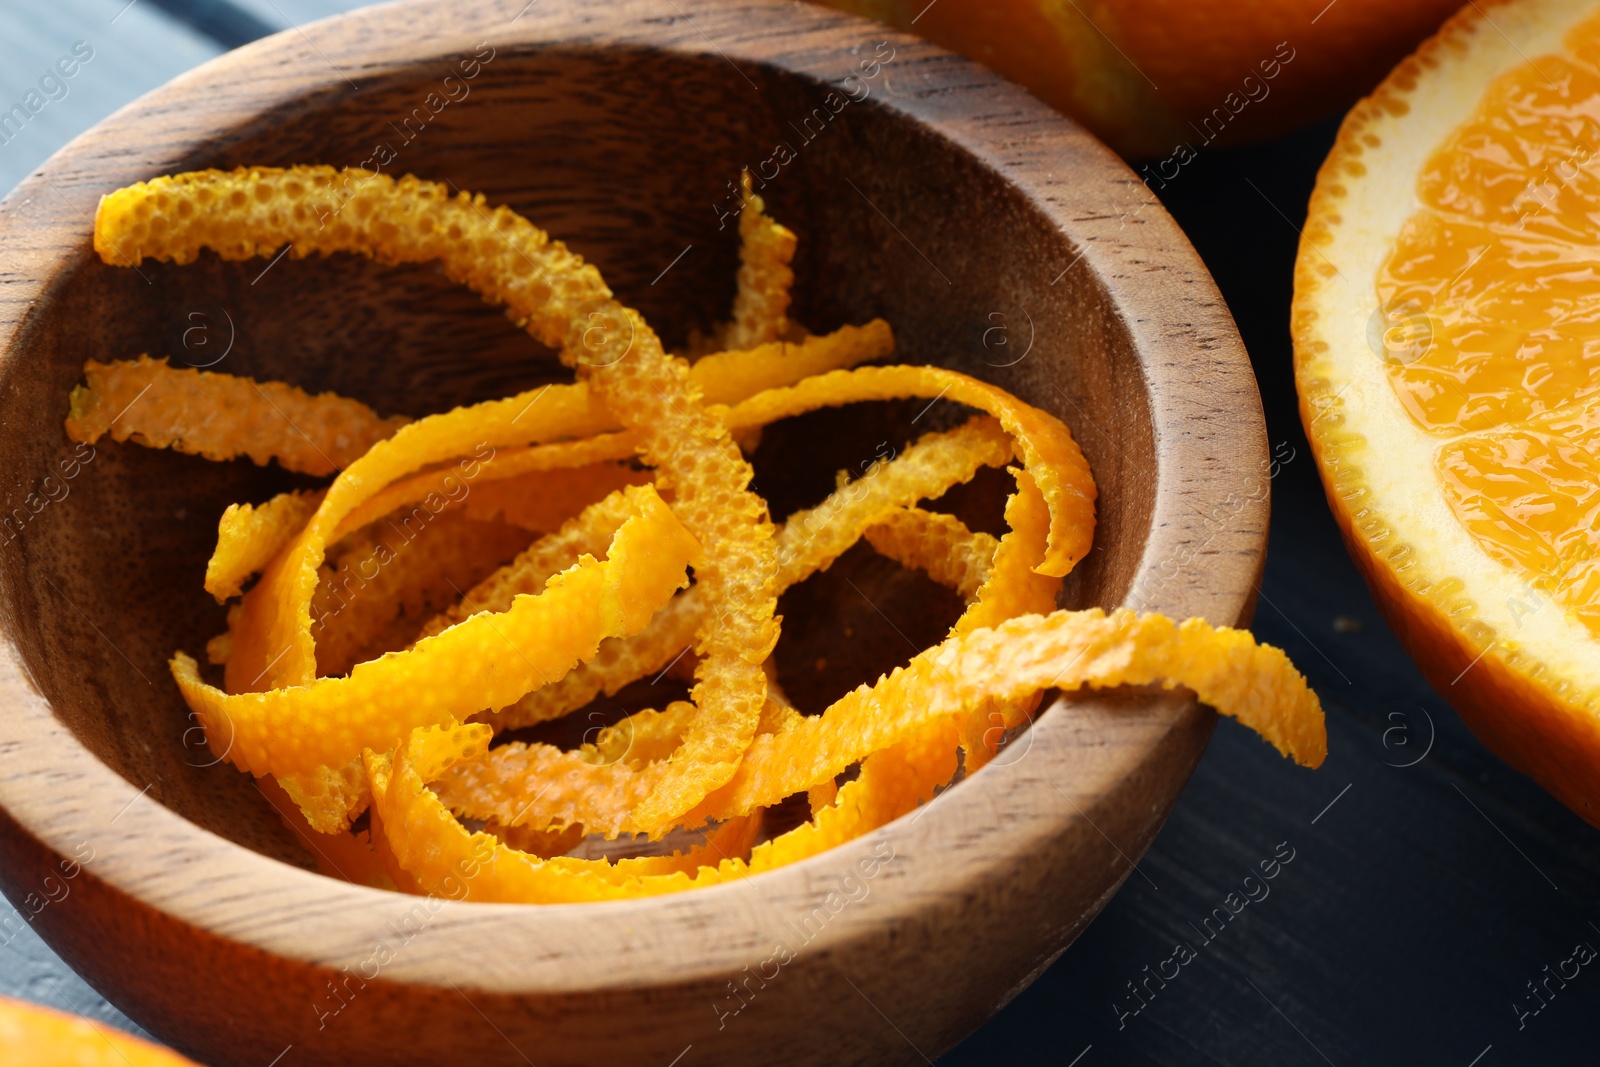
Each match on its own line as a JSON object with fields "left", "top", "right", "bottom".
{"left": 66, "top": 165, "right": 1326, "bottom": 902}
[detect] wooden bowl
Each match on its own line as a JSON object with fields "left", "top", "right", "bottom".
{"left": 0, "top": 1, "right": 1266, "bottom": 1064}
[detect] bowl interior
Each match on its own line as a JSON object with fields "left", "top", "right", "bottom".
{"left": 0, "top": 42, "right": 1156, "bottom": 872}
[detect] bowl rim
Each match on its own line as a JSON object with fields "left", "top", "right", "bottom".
{"left": 0, "top": 0, "right": 1266, "bottom": 998}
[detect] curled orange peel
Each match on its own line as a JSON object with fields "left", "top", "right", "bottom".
{"left": 437, "top": 606, "right": 1326, "bottom": 842}
{"left": 448, "top": 416, "right": 1011, "bottom": 735}
{"left": 96, "top": 168, "right": 614, "bottom": 345}
{"left": 770, "top": 466, "right": 1060, "bottom": 847}
{"left": 73, "top": 318, "right": 888, "bottom": 483}
{"left": 310, "top": 513, "right": 530, "bottom": 679}
{"left": 720, "top": 172, "right": 798, "bottom": 349}
{"left": 810, "top": 467, "right": 1059, "bottom": 848}
{"left": 218, "top": 381, "right": 621, "bottom": 701}
{"left": 365, "top": 726, "right": 744, "bottom": 903}
{"left": 65, "top": 355, "right": 409, "bottom": 476}
{"left": 434, "top": 452, "right": 1045, "bottom": 840}
{"left": 566, "top": 302, "right": 778, "bottom": 834}
{"left": 206, "top": 489, "right": 323, "bottom": 602}
{"left": 709, "top": 364, "right": 1095, "bottom": 577}
{"left": 693, "top": 606, "right": 1327, "bottom": 821}
{"left": 172, "top": 484, "right": 699, "bottom": 778}
{"left": 195, "top": 322, "right": 893, "bottom": 603}
{"left": 82, "top": 164, "right": 1325, "bottom": 903}
{"left": 864, "top": 508, "right": 998, "bottom": 602}
{"left": 206, "top": 441, "right": 637, "bottom": 612}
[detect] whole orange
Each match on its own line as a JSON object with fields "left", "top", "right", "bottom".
{"left": 816, "top": 0, "right": 1464, "bottom": 158}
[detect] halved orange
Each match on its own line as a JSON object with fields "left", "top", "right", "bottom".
{"left": 0, "top": 996, "right": 199, "bottom": 1066}
{"left": 1295, "top": 0, "right": 1600, "bottom": 825}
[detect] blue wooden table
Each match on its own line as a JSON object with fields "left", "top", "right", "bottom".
{"left": 2, "top": 2, "right": 1596, "bottom": 1064}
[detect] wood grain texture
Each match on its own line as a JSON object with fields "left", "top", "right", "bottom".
{"left": 0, "top": 1, "right": 1265, "bottom": 1064}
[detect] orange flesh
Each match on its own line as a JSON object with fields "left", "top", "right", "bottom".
{"left": 1378, "top": 11, "right": 1600, "bottom": 637}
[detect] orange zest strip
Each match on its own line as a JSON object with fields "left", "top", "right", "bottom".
{"left": 415, "top": 489, "right": 638, "bottom": 642}
{"left": 439, "top": 607, "right": 1325, "bottom": 839}
{"left": 65, "top": 355, "right": 409, "bottom": 476}
{"left": 75, "top": 317, "right": 885, "bottom": 494}
{"left": 955, "top": 467, "right": 1060, "bottom": 637}
{"left": 311, "top": 514, "right": 530, "bottom": 679}
{"left": 365, "top": 727, "right": 742, "bottom": 903}
{"left": 711, "top": 365, "right": 1096, "bottom": 577}
{"left": 720, "top": 172, "right": 798, "bottom": 349}
{"left": 567, "top": 301, "right": 779, "bottom": 834}
{"left": 693, "top": 320, "right": 892, "bottom": 404}
{"left": 212, "top": 380, "right": 615, "bottom": 710}
{"left": 948, "top": 467, "right": 1058, "bottom": 768}
{"left": 724, "top": 608, "right": 1327, "bottom": 813}
{"left": 864, "top": 508, "right": 998, "bottom": 602}
{"left": 458, "top": 416, "right": 1011, "bottom": 734}
{"left": 204, "top": 448, "right": 637, "bottom": 614}
{"left": 761, "top": 466, "right": 1057, "bottom": 858}
{"left": 171, "top": 485, "right": 699, "bottom": 778}
{"left": 96, "top": 169, "right": 614, "bottom": 346}
{"left": 206, "top": 489, "right": 323, "bottom": 601}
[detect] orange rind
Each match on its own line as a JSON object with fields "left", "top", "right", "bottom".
{"left": 74, "top": 164, "right": 1323, "bottom": 902}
